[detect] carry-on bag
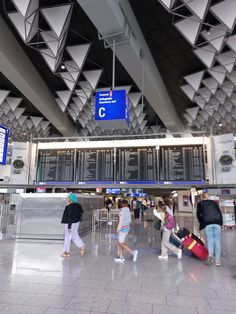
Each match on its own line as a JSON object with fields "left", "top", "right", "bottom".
{"left": 177, "top": 228, "right": 204, "bottom": 246}
{"left": 170, "top": 233, "right": 183, "bottom": 249}
{"left": 183, "top": 235, "right": 208, "bottom": 261}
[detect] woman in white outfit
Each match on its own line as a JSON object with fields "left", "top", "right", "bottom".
{"left": 61, "top": 193, "right": 85, "bottom": 257}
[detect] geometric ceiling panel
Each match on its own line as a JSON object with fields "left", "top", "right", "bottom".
{"left": 228, "top": 70, "right": 236, "bottom": 84}
{"left": 0, "top": 90, "right": 10, "bottom": 105}
{"left": 11, "top": 0, "right": 31, "bottom": 17}
{"left": 202, "top": 77, "right": 218, "bottom": 94}
{"left": 184, "top": 70, "right": 205, "bottom": 91}
{"left": 183, "top": 113, "right": 193, "bottom": 124}
{"left": 210, "top": 0, "right": 236, "bottom": 31}
{"left": 40, "top": 49, "right": 61, "bottom": 73}
{"left": 159, "top": 0, "right": 176, "bottom": 10}
{"left": 11, "top": 0, "right": 39, "bottom": 18}
{"left": 8, "top": 12, "right": 27, "bottom": 42}
{"left": 56, "top": 90, "right": 71, "bottom": 108}
{"left": 216, "top": 50, "right": 236, "bottom": 73}
{"left": 186, "top": 106, "right": 199, "bottom": 119}
{"left": 14, "top": 107, "right": 25, "bottom": 119}
{"left": 60, "top": 72, "right": 76, "bottom": 91}
{"left": 181, "top": 84, "right": 195, "bottom": 100}
{"left": 182, "top": 0, "right": 210, "bottom": 20}
{"left": 66, "top": 44, "right": 91, "bottom": 70}
{"left": 18, "top": 115, "right": 28, "bottom": 126}
{"left": 55, "top": 98, "right": 67, "bottom": 113}
{"left": 30, "top": 116, "right": 43, "bottom": 128}
{"left": 201, "top": 25, "right": 227, "bottom": 52}
{"left": 175, "top": 16, "right": 201, "bottom": 46}
{"left": 128, "top": 92, "right": 142, "bottom": 108}
{"left": 41, "top": 31, "right": 62, "bottom": 57}
{"left": 41, "top": 4, "right": 72, "bottom": 38}
{"left": 220, "top": 80, "right": 234, "bottom": 97}
{"left": 227, "top": 34, "right": 236, "bottom": 53}
{"left": 197, "top": 87, "right": 212, "bottom": 102}
{"left": 214, "top": 89, "right": 227, "bottom": 105}
{"left": 208, "top": 66, "right": 226, "bottom": 84}
{"left": 193, "top": 45, "right": 216, "bottom": 68}
{"left": 193, "top": 95, "right": 206, "bottom": 108}
{"left": 83, "top": 69, "right": 103, "bottom": 90}
{"left": 209, "top": 97, "right": 220, "bottom": 110}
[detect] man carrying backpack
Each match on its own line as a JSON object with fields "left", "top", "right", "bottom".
{"left": 197, "top": 192, "right": 223, "bottom": 266}
{"left": 114, "top": 199, "right": 138, "bottom": 263}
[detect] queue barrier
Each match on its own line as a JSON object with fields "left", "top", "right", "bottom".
{"left": 92, "top": 208, "right": 119, "bottom": 231}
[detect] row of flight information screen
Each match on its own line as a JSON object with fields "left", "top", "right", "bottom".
{"left": 36, "top": 145, "right": 205, "bottom": 183}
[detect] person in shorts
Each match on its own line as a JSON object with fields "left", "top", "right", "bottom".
{"left": 114, "top": 199, "right": 138, "bottom": 263}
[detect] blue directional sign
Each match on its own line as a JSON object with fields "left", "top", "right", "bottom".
{"left": 95, "top": 89, "right": 129, "bottom": 127}
{"left": 0, "top": 125, "right": 10, "bottom": 165}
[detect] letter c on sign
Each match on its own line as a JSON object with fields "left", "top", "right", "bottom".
{"left": 99, "top": 107, "right": 105, "bottom": 117}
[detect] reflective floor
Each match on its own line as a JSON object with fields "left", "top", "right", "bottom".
{"left": 0, "top": 214, "right": 236, "bottom": 313}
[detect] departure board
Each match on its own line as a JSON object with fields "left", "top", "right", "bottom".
{"left": 37, "top": 149, "right": 75, "bottom": 182}
{"left": 117, "top": 147, "right": 157, "bottom": 181}
{"left": 76, "top": 149, "right": 114, "bottom": 181}
{"left": 159, "top": 145, "right": 205, "bottom": 181}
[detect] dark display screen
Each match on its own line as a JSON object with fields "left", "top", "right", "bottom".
{"left": 76, "top": 149, "right": 114, "bottom": 181}
{"left": 116, "top": 147, "right": 157, "bottom": 181}
{"left": 159, "top": 145, "right": 205, "bottom": 181}
{"left": 36, "top": 149, "right": 75, "bottom": 182}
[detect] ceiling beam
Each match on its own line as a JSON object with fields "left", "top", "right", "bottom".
{"left": 77, "top": 0, "right": 184, "bottom": 132}
{"left": 0, "top": 15, "right": 74, "bottom": 137}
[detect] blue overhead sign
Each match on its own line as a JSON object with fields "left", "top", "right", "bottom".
{"left": 95, "top": 89, "right": 129, "bottom": 126}
{"left": 0, "top": 125, "right": 9, "bottom": 165}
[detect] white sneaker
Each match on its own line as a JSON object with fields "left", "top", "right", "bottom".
{"left": 133, "top": 250, "right": 138, "bottom": 262}
{"left": 158, "top": 255, "right": 168, "bottom": 260}
{"left": 177, "top": 249, "right": 182, "bottom": 259}
{"left": 114, "top": 256, "right": 125, "bottom": 263}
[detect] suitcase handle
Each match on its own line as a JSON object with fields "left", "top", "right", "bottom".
{"left": 187, "top": 239, "right": 197, "bottom": 250}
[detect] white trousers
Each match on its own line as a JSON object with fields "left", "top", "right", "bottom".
{"left": 63, "top": 222, "right": 85, "bottom": 252}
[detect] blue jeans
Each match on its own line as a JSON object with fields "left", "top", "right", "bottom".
{"left": 205, "top": 224, "right": 221, "bottom": 262}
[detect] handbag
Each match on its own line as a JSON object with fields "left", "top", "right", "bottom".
{"left": 164, "top": 213, "right": 175, "bottom": 230}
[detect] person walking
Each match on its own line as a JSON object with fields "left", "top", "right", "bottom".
{"left": 197, "top": 192, "right": 223, "bottom": 266}
{"left": 61, "top": 193, "right": 85, "bottom": 257}
{"left": 114, "top": 199, "right": 138, "bottom": 263}
{"left": 158, "top": 197, "right": 182, "bottom": 260}
{"left": 132, "top": 197, "right": 140, "bottom": 223}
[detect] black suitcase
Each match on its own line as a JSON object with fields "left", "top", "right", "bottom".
{"left": 177, "top": 228, "right": 204, "bottom": 246}
{"left": 170, "top": 233, "right": 183, "bottom": 249}
{"left": 177, "top": 227, "right": 190, "bottom": 239}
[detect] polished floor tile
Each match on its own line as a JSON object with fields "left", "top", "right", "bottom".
{"left": 0, "top": 213, "right": 235, "bottom": 313}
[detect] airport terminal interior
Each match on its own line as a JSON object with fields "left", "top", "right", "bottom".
{"left": 1, "top": 0, "right": 236, "bottom": 313}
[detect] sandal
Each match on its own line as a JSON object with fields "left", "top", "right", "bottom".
{"left": 61, "top": 252, "right": 70, "bottom": 257}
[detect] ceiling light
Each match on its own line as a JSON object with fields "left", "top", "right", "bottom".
{"left": 206, "top": 25, "right": 211, "bottom": 36}
{"left": 219, "top": 123, "right": 223, "bottom": 127}
{"left": 61, "top": 64, "right": 66, "bottom": 70}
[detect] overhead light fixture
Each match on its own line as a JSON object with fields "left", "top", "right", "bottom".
{"left": 61, "top": 64, "right": 66, "bottom": 70}
{"left": 219, "top": 123, "right": 223, "bottom": 127}
{"left": 206, "top": 25, "right": 211, "bottom": 36}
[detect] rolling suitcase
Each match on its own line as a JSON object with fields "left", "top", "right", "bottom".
{"left": 170, "top": 233, "right": 183, "bottom": 249}
{"left": 177, "top": 228, "right": 205, "bottom": 246}
{"left": 183, "top": 235, "right": 208, "bottom": 261}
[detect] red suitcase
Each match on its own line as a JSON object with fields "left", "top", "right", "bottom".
{"left": 183, "top": 235, "right": 208, "bottom": 261}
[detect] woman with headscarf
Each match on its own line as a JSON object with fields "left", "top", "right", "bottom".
{"left": 61, "top": 193, "right": 85, "bottom": 257}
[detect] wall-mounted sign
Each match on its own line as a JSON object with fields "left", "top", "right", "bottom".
{"left": 0, "top": 125, "right": 10, "bottom": 165}
{"left": 95, "top": 89, "right": 129, "bottom": 129}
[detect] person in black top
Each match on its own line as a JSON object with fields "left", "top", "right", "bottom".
{"left": 61, "top": 193, "right": 85, "bottom": 257}
{"left": 197, "top": 192, "right": 223, "bottom": 266}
